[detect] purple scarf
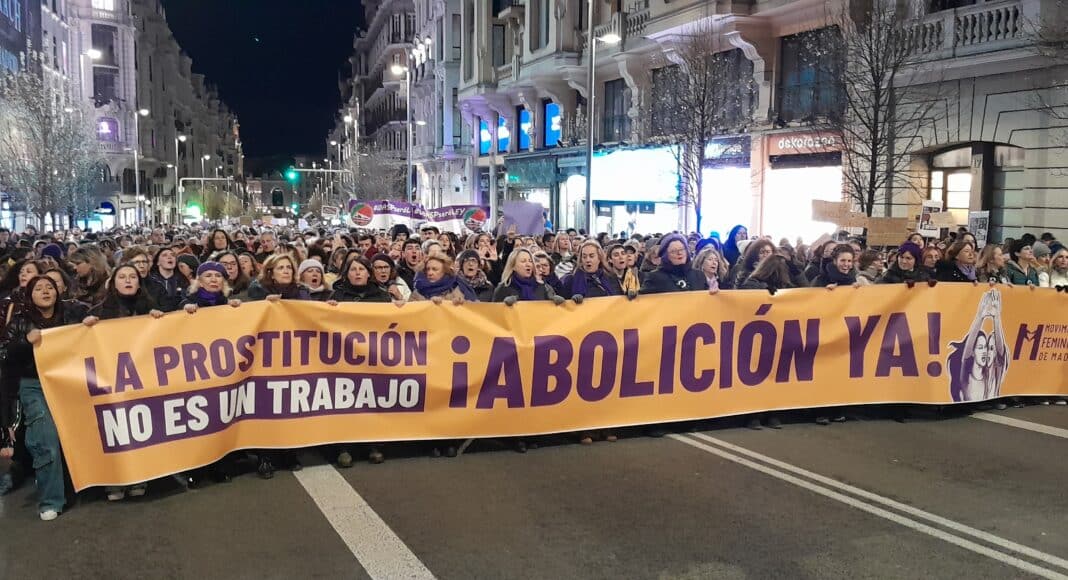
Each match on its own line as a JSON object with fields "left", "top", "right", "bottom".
{"left": 957, "top": 263, "right": 977, "bottom": 282}
{"left": 510, "top": 273, "right": 539, "bottom": 301}
{"left": 414, "top": 274, "right": 479, "bottom": 301}
{"left": 196, "top": 288, "right": 227, "bottom": 306}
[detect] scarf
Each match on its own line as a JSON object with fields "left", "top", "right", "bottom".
{"left": 659, "top": 262, "right": 690, "bottom": 278}
{"left": 510, "top": 273, "right": 539, "bottom": 301}
{"left": 706, "top": 275, "right": 720, "bottom": 292}
{"left": 414, "top": 274, "right": 479, "bottom": 301}
{"left": 821, "top": 262, "right": 856, "bottom": 285}
{"left": 195, "top": 288, "right": 227, "bottom": 306}
{"left": 957, "top": 263, "right": 977, "bottom": 282}
{"left": 613, "top": 267, "right": 641, "bottom": 294}
{"left": 570, "top": 269, "right": 616, "bottom": 297}
{"left": 460, "top": 268, "right": 490, "bottom": 290}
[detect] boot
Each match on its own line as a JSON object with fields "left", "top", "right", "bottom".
{"left": 257, "top": 457, "right": 275, "bottom": 480}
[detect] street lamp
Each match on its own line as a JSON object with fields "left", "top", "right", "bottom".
{"left": 391, "top": 60, "right": 413, "bottom": 203}
{"left": 133, "top": 108, "right": 150, "bottom": 226}
{"left": 201, "top": 154, "right": 211, "bottom": 178}
{"left": 175, "top": 134, "right": 186, "bottom": 224}
{"left": 582, "top": 11, "right": 622, "bottom": 234}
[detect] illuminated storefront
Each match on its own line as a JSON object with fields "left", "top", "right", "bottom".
{"left": 589, "top": 146, "right": 680, "bottom": 235}
{"left": 700, "top": 137, "right": 752, "bottom": 237}
{"left": 760, "top": 131, "right": 844, "bottom": 244}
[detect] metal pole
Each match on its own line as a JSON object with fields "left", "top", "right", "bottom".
{"left": 583, "top": 0, "right": 596, "bottom": 235}
{"left": 406, "top": 60, "right": 413, "bottom": 204}
{"left": 174, "top": 138, "right": 181, "bottom": 224}
{"left": 133, "top": 111, "right": 141, "bottom": 227}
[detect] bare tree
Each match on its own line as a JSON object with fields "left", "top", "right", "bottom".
{"left": 339, "top": 147, "right": 406, "bottom": 201}
{"left": 802, "top": 1, "right": 945, "bottom": 218}
{"left": 0, "top": 51, "right": 103, "bottom": 228}
{"left": 1030, "top": 0, "right": 1067, "bottom": 130}
{"left": 649, "top": 20, "right": 756, "bottom": 234}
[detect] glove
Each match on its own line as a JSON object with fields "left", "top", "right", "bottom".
{"left": 552, "top": 295, "right": 566, "bottom": 306}
{"left": 927, "top": 280, "right": 938, "bottom": 288}
{"left": 571, "top": 294, "right": 584, "bottom": 304}
{"left": 503, "top": 295, "right": 518, "bottom": 307}
{"left": 626, "top": 290, "right": 638, "bottom": 301}
{"left": 905, "top": 279, "right": 916, "bottom": 289}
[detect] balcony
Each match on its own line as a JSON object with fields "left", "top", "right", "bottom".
{"left": 582, "top": 13, "right": 624, "bottom": 50}
{"left": 907, "top": 0, "right": 1028, "bottom": 58}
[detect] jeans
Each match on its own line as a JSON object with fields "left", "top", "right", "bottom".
{"left": 19, "top": 378, "right": 65, "bottom": 514}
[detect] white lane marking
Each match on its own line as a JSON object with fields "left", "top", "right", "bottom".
{"left": 294, "top": 465, "right": 436, "bottom": 580}
{"left": 673, "top": 434, "right": 1068, "bottom": 580}
{"left": 972, "top": 413, "right": 1068, "bottom": 440}
{"left": 687, "top": 432, "right": 1068, "bottom": 571}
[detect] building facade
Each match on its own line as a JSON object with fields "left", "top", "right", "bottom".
{"left": 62, "top": 0, "right": 241, "bottom": 227}
{"left": 0, "top": 0, "right": 37, "bottom": 73}
{"left": 446, "top": 0, "right": 1067, "bottom": 241}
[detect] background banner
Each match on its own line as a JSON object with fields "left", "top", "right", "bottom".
{"left": 346, "top": 199, "right": 489, "bottom": 233}
{"left": 36, "top": 285, "right": 1068, "bottom": 490}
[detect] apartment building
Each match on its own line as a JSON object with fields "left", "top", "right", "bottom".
{"left": 454, "top": 0, "right": 1068, "bottom": 241}
{"left": 0, "top": 0, "right": 36, "bottom": 73}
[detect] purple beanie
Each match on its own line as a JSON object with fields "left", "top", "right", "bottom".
{"left": 658, "top": 233, "right": 689, "bottom": 262}
{"left": 898, "top": 242, "right": 922, "bottom": 263}
{"left": 196, "top": 261, "right": 227, "bottom": 278}
{"left": 41, "top": 243, "right": 65, "bottom": 261}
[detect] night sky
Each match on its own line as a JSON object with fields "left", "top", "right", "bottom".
{"left": 161, "top": 0, "right": 363, "bottom": 175}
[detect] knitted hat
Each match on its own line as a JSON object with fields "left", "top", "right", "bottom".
{"left": 897, "top": 242, "right": 923, "bottom": 264}
{"left": 297, "top": 259, "right": 324, "bottom": 279}
{"left": 177, "top": 254, "right": 200, "bottom": 273}
{"left": 1032, "top": 241, "right": 1051, "bottom": 259}
{"left": 196, "top": 261, "right": 226, "bottom": 278}
{"left": 657, "top": 233, "right": 689, "bottom": 262}
{"left": 41, "top": 243, "right": 65, "bottom": 261}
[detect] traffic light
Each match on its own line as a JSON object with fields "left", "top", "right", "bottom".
{"left": 285, "top": 168, "right": 299, "bottom": 184}
{"left": 290, "top": 202, "right": 299, "bottom": 214}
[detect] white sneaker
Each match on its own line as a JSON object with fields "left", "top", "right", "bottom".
{"left": 106, "top": 489, "right": 125, "bottom": 501}
{"left": 1054, "top": 400, "right": 1067, "bottom": 406}
{"left": 39, "top": 510, "right": 58, "bottom": 521}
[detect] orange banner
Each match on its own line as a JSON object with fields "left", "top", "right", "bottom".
{"left": 35, "top": 285, "right": 1068, "bottom": 490}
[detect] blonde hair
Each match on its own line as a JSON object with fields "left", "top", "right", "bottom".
{"left": 501, "top": 247, "right": 535, "bottom": 285}
{"left": 259, "top": 254, "right": 296, "bottom": 286}
{"left": 694, "top": 247, "right": 728, "bottom": 279}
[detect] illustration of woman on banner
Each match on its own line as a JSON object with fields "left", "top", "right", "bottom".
{"left": 948, "top": 289, "right": 1008, "bottom": 402}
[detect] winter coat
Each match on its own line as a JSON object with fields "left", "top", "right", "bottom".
{"left": 877, "top": 265, "right": 930, "bottom": 285}
{"left": 179, "top": 290, "right": 230, "bottom": 309}
{"left": 1040, "top": 269, "right": 1068, "bottom": 288}
{"left": 811, "top": 263, "right": 858, "bottom": 287}
{"left": 559, "top": 270, "right": 619, "bottom": 298}
{"left": 491, "top": 280, "right": 556, "bottom": 302}
{"left": 146, "top": 271, "right": 189, "bottom": 313}
{"left": 639, "top": 266, "right": 708, "bottom": 295}
{"left": 0, "top": 300, "right": 89, "bottom": 382}
{"left": 1006, "top": 261, "right": 1040, "bottom": 286}
{"left": 935, "top": 261, "right": 976, "bottom": 283}
{"left": 246, "top": 280, "right": 312, "bottom": 301}
{"left": 331, "top": 281, "right": 392, "bottom": 303}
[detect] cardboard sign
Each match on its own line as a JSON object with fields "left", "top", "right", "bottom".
{"left": 812, "top": 200, "right": 869, "bottom": 228}
{"left": 866, "top": 217, "right": 911, "bottom": 246}
{"left": 968, "top": 211, "right": 990, "bottom": 248}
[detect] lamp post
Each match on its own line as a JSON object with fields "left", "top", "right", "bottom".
{"left": 582, "top": 5, "right": 621, "bottom": 234}
{"left": 133, "top": 108, "right": 150, "bottom": 226}
{"left": 391, "top": 60, "right": 413, "bottom": 203}
{"left": 201, "top": 154, "right": 210, "bottom": 178}
{"left": 175, "top": 134, "right": 186, "bottom": 223}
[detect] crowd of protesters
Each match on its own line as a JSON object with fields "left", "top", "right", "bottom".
{"left": 0, "top": 219, "right": 1065, "bottom": 521}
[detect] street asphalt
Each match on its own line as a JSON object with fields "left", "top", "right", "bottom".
{"left": 2, "top": 405, "right": 1068, "bottom": 579}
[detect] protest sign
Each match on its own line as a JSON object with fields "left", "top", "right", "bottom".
{"left": 866, "top": 217, "right": 911, "bottom": 246}
{"left": 968, "top": 211, "right": 990, "bottom": 248}
{"left": 37, "top": 286, "right": 1068, "bottom": 490}
{"left": 500, "top": 200, "right": 546, "bottom": 235}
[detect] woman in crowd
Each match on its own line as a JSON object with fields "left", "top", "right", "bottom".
{"left": 723, "top": 225, "right": 748, "bottom": 266}
{"left": 936, "top": 241, "right": 978, "bottom": 283}
{"left": 739, "top": 254, "right": 800, "bottom": 295}
{"left": 605, "top": 243, "right": 641, "bottom": 297}
{"left": 42, "top": 268, "right": 74, "bottom": 300}
{"left": 176, "top": 254, "right": 200, "bottom": 282}
{"left": 804, "top": 240, "right": 838, "bottom": 282}
{"left": 559, "top": 241, "right": 619, "bottom": 299}
{"left": 68, "top": 247, "right": 110, "bottom": 305}
{"left": 456, "top": 250, "right": 495, "bottom": 302}
{"left": 907, "top": 233, "right": 926, "bottom": 249}
{"left": 145, "top": 246, "right": 189, "bottom": 312}
{"left": 122, "top": 246, "right": 153, "bottom": 280}
{"left": 1005, "top": 240, "right": 1041, "bottom": 286}
{"left": 410, "top": 254, "right": 476, "bottom": 304}
{"left": 238, "top": 251, "right": 260, "bottom": 281}
{"left": 976, "top": 244, "right": 1011, "bottom": 284}
{"left": 178, "top": 262, "right": 243, "bottom": 485}
{"left": 325, "top": 246, "right": 349, "bottom": 288}
{"left": 493, "top": 247, "right": 560, "bottom": 304}
{"left": 245, "top": 254, "right": 309, "bottom": 477}
{"left": 0, "top": 259, "right": 42, "bottom": 302}
{"left": 878, "top": 242, "right": 929, "bottom": 285}
{"left": 439, "top": 232, "right": 459, "bottom": 258}
{"left": 371, "top": 254, "right": 412, "bottom": 301}
{"left": 812, "top": 245, "right": 860, "bottom": 288}
{"left": 551, "top": 233, "right": 577, "bottom": 280}
{"left": 1040, "top": 246, "right": 1068, "bottom": 288}
{"left": 297, "top": 259, "right": 332, "bottom": 301}
{"left": 856, "top": 250, "right": 885, "bottom": 284}
{"left": 201, "top": 229, "right": 234, "bottom": 262}
{"left": 640, "top": 234, "right": 707, "bottom": 294}
{"left": 214, "top": 250, "right": 251, "bottom": 298}
{"left": 533, "top": 251, "right": 564, "bottom": 296}
{"left": 84, "top": 265, "right": 164, "bottom": 500}
{"left": 920, "top": 247, "right": 942, "bottom": 279}
{"left": 1, "top": 276, "right": 90, "bottom": 520}
{"left": 694, "top": 246, "right": 729, "bottom": 292}
{"left": 728, "top": 239, "right": 775, "bottom": 289}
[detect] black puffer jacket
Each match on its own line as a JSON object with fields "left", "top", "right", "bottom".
{"left": 877, "top": 265, "right": 930, "bottom": 285}
{"left": 145, "top": 271, "right": 189, "bottom": 312}
{"left": 331, "top": 280, "right": 392, "bottom": 303}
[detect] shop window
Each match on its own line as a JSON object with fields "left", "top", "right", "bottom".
{"left": 778, "top": 27, "right": 843, "bottom": 123}
{"left": 543, "top": 101, "right": 560, "bottom": 148}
